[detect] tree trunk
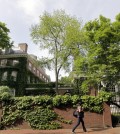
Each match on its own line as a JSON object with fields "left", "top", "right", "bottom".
{"left": 55, "top": 72, "right": 58, "bottom": 94}
{"left": 55, "top": 41, "right": 59, "bottom": 94}
{"left": 55, "top": 58, "right": 58, "bottom": 94}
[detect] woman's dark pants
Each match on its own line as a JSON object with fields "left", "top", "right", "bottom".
{"left": 72, "top": 118, "right": 87, "bottom": 132}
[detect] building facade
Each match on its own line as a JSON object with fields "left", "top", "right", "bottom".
{"left": 0, "top": 43, "right": 50, "bottom": 96}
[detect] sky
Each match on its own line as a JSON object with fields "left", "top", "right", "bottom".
{"left": 0, "top": 0, "right": 120, "bottom": 81}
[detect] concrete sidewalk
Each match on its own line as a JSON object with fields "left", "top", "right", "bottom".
{"left": 0, "top": 127, "right": 120, "bottom": 134}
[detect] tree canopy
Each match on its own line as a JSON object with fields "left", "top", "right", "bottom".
{"left": 30, "top": 10, "right": 84, "bottom": 93}
{"left": 0, "top": 22, "right": 13, "bottom": 49}
{"left": 74, "top": 13, "right": 120, "bottom": 91}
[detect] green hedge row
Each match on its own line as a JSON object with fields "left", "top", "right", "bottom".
{"left": 26, "top": 82, "right": 55, "bottom": 88}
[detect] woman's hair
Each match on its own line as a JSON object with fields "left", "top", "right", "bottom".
{"left": 77, "top": 106, "right": 83, "bottom": 111}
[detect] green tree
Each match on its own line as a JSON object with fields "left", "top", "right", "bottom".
{"left": 0, "top": 22, "right": 13, "bottom": 49}
{"left": 59, "top": 76, "right": 72, "bottom": 85}
{"left": 30, "top": 10, "right": 83, "bottom": 94}
{"left": 74, "top": 13, "right": 120, "bottom": 93}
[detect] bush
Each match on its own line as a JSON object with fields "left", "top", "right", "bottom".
{"left": 24, "top": 107, "right": 61, "bottom": 129}
{"left": 0, "top": 86, "right": 13, "bottom": 101}
{"left": 0, "top": 86, "right": 11, "bottom": 94}
{"left": 0, "top": 92, "right": 12, "bottom": 101}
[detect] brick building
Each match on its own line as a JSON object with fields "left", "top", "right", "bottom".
{"left": 0, "top": 43, "right": 50, "bottom": 96}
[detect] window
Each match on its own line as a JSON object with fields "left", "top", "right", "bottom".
{"left": 11, "top": 71, "right": 17, "bottom": 81}
{"left": 2, "top": 71, "right": 7, "bottom": 81}
{"left": 28, "top": 62, "right": 32, "bottom": 70}
{"left": 27, "top": 76, "right": 30, "bottom": 83}
{"left": 10, "top": 88, "right": 15, "bottom": 96}
{"left": 37, "top": 70, "right": 39, "bottom": 76}
{"left": 28, "top": 62, "right": 32, "bottom": 67}
{"left": 13, "top": 60, "right": 19, "bottom": 66}
{"left": 1, "top": 59, "right": 7, "bottom": 66}
{"left": 7, "top": 59, "right": 13, "bottom": 66}
{"left": 33, "top": 67, "right": 36, "bottom": 73}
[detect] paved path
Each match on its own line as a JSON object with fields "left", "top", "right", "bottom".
{"left": 0, "top": 127, "right": 120, "bottom": 134}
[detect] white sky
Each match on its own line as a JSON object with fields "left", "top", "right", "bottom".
{"left": 0, "top": 0, "right": 120, "bottom": 81}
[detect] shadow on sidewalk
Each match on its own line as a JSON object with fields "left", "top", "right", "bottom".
{"left": 91, "top": 127, "right": 111, "bottom": 131}
{"left": 74, "top": 127, "right": 112, "bottom": 133}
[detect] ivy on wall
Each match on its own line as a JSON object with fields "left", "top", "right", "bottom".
{"left": 0, "top": 56, "right": 47, "bottom": 96}
{"left": 0, "top": 91, "right": 114, "bottom": 129}
{"left": 0, "top": 57, "right": 27, "bottom": 96}
{"left": 16, "top": 57, "right": 27, "bottom": 96}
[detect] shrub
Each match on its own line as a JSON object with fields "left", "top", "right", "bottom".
{"left": 0, "top": 86, "right": 13, "bottom": 101}
{"left": 24, "top": 107, "right": 61, "bottom": 129}
{"left": 0, "top": 86, "right": 11, "bottom": 94}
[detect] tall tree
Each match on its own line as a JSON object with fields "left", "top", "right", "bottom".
{"left": 74, "top": 13, "right": 120, "bottom": 92}
{"left": 30, "top": 10, "right": 83, "bottom": 94}
{"left": 0, "top": 22, "right": 12, "bottom": 49}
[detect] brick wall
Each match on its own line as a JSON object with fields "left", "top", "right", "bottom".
{"left": 0, "top": 103, "right": 2, "bottom": 122}
{"left": 0, "top": 103, "right": 112, "bottom": 129}
{"left": 103, "top": 103, "right": 112, "bottom": 127}
{"left": 54, "top": 103, "right": 112, "bottom": 128}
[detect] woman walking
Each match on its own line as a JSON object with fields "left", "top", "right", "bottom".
{"left": 72, "top": 105, "right": 87, "bottom": 133}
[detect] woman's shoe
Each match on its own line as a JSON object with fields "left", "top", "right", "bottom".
{"left": 83, "top": 129, "right": 87, "bottom": 132}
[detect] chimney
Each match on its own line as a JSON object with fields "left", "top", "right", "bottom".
{"left": 18, "top": 43, "right": 28, "bottom": 53}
